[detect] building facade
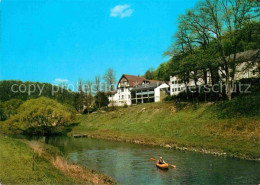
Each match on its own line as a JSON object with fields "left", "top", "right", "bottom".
{"left": 109, "top": 74, "right": 169, "bottom": 106}
{"left": 131, "top": 82, "right": 169, "bottom": 104}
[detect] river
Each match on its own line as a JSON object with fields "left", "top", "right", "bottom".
{"left": 46, "top": 136, "right": 260, "bottom": 185}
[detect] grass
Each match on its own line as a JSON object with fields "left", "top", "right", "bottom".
{"left": 0, "top": 135, "right": 116, "bottom": 185}
{"left": 72, "top": 95, "right": 260, "bottom": 160}
{"left": 0, "top": 135, "right": 84, "bottom": 185}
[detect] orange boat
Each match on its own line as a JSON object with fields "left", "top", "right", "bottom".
{"left": 156, "top": 162, "right": 169, "bottom": 170}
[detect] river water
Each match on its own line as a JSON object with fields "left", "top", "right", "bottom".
{"left": 46, "top": 136, "right": 260, "bottom": 185}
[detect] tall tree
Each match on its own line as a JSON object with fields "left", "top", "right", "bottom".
{"left": 103, "top": 68, "right": 116, "bottom": 91}
{"left": 74, "top": 79, "right": 85, "bottom": 112}
{"left": 199, "top": 0, "right": 257, "bottom": 99}
{"left": 84, "top": 80, "right": 94, "bottom": 114}
{"left": 94, "top": 75, "right": 101, "bottom": 93}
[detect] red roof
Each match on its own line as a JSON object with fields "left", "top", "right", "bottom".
{"left": 147, "top": 80, "right": 162, "bottom": 83}
{"left": 120, "top": 74, "right": 146, "bottom": 87}
{"left": 118, "top": 74, "right": 163, "bottom": 87}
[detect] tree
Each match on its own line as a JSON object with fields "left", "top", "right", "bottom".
{"left": 3, "top": 99, "right": 23, "bottom": 119}
{"left": 94, "top": 75, "right": 101, "bottom": 93}
{"left": 198, "top": 0, "right": 257, "bottom": 100}
{"left": 0, "top": 80, "right": 76, "bottom": 106}
{"left": 163, "top": 0, "right": 258, "bottom": 100}
{"left": 103, "top": 68, "right": 116, "bottom": 91}
{"left": 4, "top": 97, "right": 75, "bottom": 135}
{"left": 0, "top": 101, "right": 6, "bottom": 121}
{"left": 95, "top": 92, "right": 109, "bottom": 108}
{"left": 144, "top": 68, "right": 156, "bottom": 80}
{"left": 84, "top": 80, "right": 94, "bottom": 114}
{"left": 74, "top": 79, "right": 85, "bottom": 113}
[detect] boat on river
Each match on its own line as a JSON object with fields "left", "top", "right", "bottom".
{"left": 156, "top": 162, "right": 169, "bottom": 170}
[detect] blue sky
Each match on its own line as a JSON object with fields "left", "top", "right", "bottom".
{"left": 0, "top": 0, "right": 198, "bottom": 84}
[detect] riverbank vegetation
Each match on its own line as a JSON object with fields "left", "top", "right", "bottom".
{"left": 72, "top": 94, "right": 260, "bottom": 160}
{"left": 1, "top": 97, "right": 76, "bottom": 135}
{"left": 0, "top": 135, "right": 83, "bottom": 184}
{"left": 0, "top": 135, "right": 116, "bottom": 185}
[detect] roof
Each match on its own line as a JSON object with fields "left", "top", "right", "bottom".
{"left": 118, "top": 74, "right": 146, "bottom": 87}
{"left": 147, "top": 80, "right": 162, "bottom": 83}
{"left": 131, "top": 82, "right": 165, "bottom": 91}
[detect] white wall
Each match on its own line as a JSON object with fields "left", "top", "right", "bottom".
{"left": 169, "top": 76, "right": 186, "bottom": 96}
{"left": 117, "top": 87, "right": 132, "bottom": 106}
{"left": 154, "top": 83, "right": 169, "bottom": 102}
{"left": 108, "top": 93, "right": 120, "bottom": 107}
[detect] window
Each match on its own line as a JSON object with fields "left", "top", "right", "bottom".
{"left": 172, "top": 81, "right": 175, "bottom": 85}
{"left": 175, "top": 88, "right": 177, "bottom": 91}
{"left": 122, "top": 95, "right": 124, "bottom": 99}
{"left": 178, "top": 87, "right": 181, "bottom": 91}
{"left": 172, "top": 88, "right": 175, "bottom": 92}
{"left": 128, "top": 95, "right": 130, "bottom": 99}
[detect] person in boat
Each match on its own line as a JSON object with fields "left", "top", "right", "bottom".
{"left": 158, "top": 157, "right": 165, "bottom": 164}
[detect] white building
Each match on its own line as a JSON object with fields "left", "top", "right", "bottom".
{"left": 169, "top": 50, "right": 259, "bottom": 96}
{"left": 131, "top": 81, "right": 169, "bottom": 104}
{"left": 108, "top": 91, "right": 120, "bottom": 106}
{"left": 109, "top": 74, "right": 170, "bottom": 106}
{"left": 116, "top": 74, "right": 146, "bottom": 106}
{"left": 169, "top": 76, "right": 186, "bottom": 96}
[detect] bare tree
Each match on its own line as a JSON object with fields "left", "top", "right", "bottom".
{"left": 103, "top": 68, "right": 116, "bottom": 91}
{"left": 94, "top": 75, "right": 101, "bottom": 93}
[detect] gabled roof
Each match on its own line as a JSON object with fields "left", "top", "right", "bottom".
{"left": 118, "top": 74, "right": 146, "bottom": 87}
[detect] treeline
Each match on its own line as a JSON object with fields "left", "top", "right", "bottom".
{"left": 0, "top": 68, "right": 117, "bottom": 120}
{"left": 144, "top": 0, "right": 260, "bottom": 100}
{"left": 0, "top": 80, "right": 75, "bottom": 105}
{"left": 0, "top": 69, "right": 117, "bottom": 134}
{"left": 74, "top": 68, "right": 116, "bottom": 113}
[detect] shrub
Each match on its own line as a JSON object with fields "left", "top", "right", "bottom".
{"left": 3, "top": 97, "right": 75, "bottom": 135}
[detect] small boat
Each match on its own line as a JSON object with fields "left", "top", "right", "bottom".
{"left": 156, "top": 162, "right": 169, "bottom": 170}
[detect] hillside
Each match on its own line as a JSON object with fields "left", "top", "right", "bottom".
{"left": 72, "top": 95, "right": 260, "bottom": 160}
{"left": 0, "top": 80, "right": 75, "bottom": 106}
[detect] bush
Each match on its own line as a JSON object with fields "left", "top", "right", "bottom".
{"left": 95, "top": 92, "right": 109, "bottom": 108}
{"left": 123, "top": 103, "right": 128, "bottom": 108}
{"left": 232, "top": 78, "right": 260, "bottom": 98}
{"left": 212, "top": 93, "right": 260, "bottom": 119}
{"left": 3, "top": 97, "right": 76, "bottom": 135}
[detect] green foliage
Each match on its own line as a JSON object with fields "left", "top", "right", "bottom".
{"left": 212, "top": 93, "right": 260, "bottom": 119}
{"left": 144, "top": 68, "right": 156, "bottom": 80}
{"left": 0, "top": 80, "right": 75, "bottom": 106}
{"left": 3, "top": 97, "right": 75, "bottom": 135}
{"left": 0, "top": 101, "right": 5, "bottom": 121}
{"left": 145, "top": 2, "right": 260, "bottom": 100}
{"left": 3, "top": 99, "right": 23, "bottom": 119}
{"left": 0, "top": 136, "right": 82, "bottom": 184}
{"left": 95, "top": 92, "right": 109, "bottom": 108}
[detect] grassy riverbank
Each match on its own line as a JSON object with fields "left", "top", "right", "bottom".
{"left": 72, "top": 95, "right": 260, "bottom": 160}
{"left": 0, "top": 135, "right": 116, "bottom": 185}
